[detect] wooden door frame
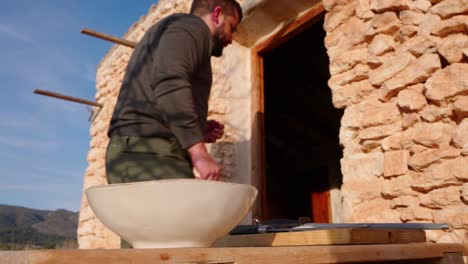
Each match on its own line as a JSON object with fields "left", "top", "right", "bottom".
{"left": 250, "top": 2, "right": 329, "bottom": 222}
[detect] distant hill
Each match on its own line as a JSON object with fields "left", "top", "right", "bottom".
{"left": 0, "top": 205, "right": 78, "bottom": 250}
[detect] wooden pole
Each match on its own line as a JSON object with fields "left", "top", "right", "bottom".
{"left": 81, "top": 28, "right": 137, "bottom": 48}
{"left": 33, "top": 89, "right": 103, "bottom": 108}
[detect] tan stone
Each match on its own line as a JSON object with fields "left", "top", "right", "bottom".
{"left": 408, "top": 144, "right": 431, "bottom": 156}
{"left": 462, "top": 183, "right": 468, "bottom": 203}
{"left": 419, "top": 12, "right": 443, "bottom": 36}
{"left": 86, "top": 148, "right": 106, "bottom": 163}
{"left": 331, "top": 79, "right": 376, "bottom": 108}
{"left": 396, "top": 25, "right": 420, "bottom": 42}
{"left": 431, "top": 0, "right": 468, "bottom": 19}
{"left": 382, "top": 132, "right": 413, "bottom": 151}
{"left": 323, "top": 0, "right": 353, "bottom": 11}
{"left": 344, "top": 198, "right": 401, "bottom": 222}
{"left": 382, "top": 173, "right": 419, "bottom": 198}
{"left": 369, "top": 0, "right": 410, "bottom": 12}
{"left": 356, "top": 0, "right": 374, "bottom": 19}
{"left": 341, "top": 179, "right": 384, "bottom": 205}
{"left": 402, "top": 113, "right": 421, "bottom": 129}
{"left": 425, "top": 230, "right": 447, "bottom": 243}
{"left": 367, "top": 50, "right": 395, "bottom": 67}
{"left": 328, "top": 64, "right": 370, "bottom": 88}
{"left": 380, "top": 53, "right": 441, "bottom": 101}
{"left": 453, "top": 96, "right": 468, "bottom": 119}
{"left": 453, "top": 118, "right": 468, "bottom": 148}
{"left": 411, "top": 158, "right": 465, "bottom": 192}
{"left": 463, "top": 144, "right": 468, "bottom": 156}
{"left": 431, "top": 15, "right": 468, "bottom": 37}
{"left": 369, "top": 52, "right": 414, "bottom": 86}
{"left": 383, "top": 150, "right": 409, "bottom": 177}
{"left": 325, "top": 17, "right": 371, "bottom": 50}
{"left": 398, "top": 35, "right": 439, "bottom": 56}
{"left": 420, "top": 104, "right": 454, "bottom": 122}
{"left": 437, "top": 34, "right": 468, "bottom": 63}
{"left": 368, "top": 34, "right": 396, "bottom": 56}
{"left": 341, "top": 97, "right": 401, "bottom": 128}
{"left": 437, "top": 230, "right": 466, "bottom": 244}
{"left": 330, "top": 47, "right": 368, "bottom": 74}
{"left": 408, "top": 122, "right": 456, "bottom": 148}
{"left": 366, "top": 12, "right": 402, "bottom": 36}
{"left": 397, "top": 89, "right": 427, "bottom": 111}
{"left": 361, "top": 139, "right": 382, "bottom": 152}
{"left": 426, "top": 63, "right": 468, "bottom": 102}
{"left": 390, "top": 195, "right": 419, "bottom": 209}
{"left": 359, "top": 122, "right": 402, "bottom": 140}
{"left": 433, "top": 207, "right": 468, "bottom": 229}
{"left": 398, "top": 206, "right": 433, "bottom": 221}
{"left": 324, "top": 3, "right": 357, "bottom": 32}
{"left": 420, "top": 186, "right": 462, "bottom": 209}
{"left": 411, "top": 0, "right": 432, "bottom": 12}
{"left": 400, "top": 10, "right": 424, "bottom": 26}
{"left": 408, "top": 145, "right": 461, "bottom": 171}
{"left": 341, "top": 152, "right": 384, "bottom": 182}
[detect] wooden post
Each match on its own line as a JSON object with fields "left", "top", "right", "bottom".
{"left": 81, "top": 28, "right": 137, "bottom": 48}
{"left": 33, "top": 89, "right": 103, "bottom": 108}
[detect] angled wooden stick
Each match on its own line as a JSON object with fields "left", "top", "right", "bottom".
{"left": 34, "top": 89, "right": 103, "bottom": 108}
{"left": 81, "top": 28, "right": 137, "bottom": 48}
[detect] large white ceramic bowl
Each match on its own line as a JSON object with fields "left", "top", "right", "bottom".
{"left": 86, "top": 179, "right": 258, "bottom": 249}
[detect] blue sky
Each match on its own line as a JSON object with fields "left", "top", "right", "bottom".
{"left": 0, "top": 0, "right": 157, "bottom": 212}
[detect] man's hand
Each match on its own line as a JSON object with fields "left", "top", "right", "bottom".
{"left": 204, "top": 120, "right": 224, "bottom": 143}
{"left": 188, "top": 142, "right": 221, "bottom": 181}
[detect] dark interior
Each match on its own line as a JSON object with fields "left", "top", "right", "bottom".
{"left": 262, "top": 18, "right": 344, "bottom": 222}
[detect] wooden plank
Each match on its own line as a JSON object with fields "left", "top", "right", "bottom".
{"left": 81, "top": 28, "right": 137, "bottom": 48}
{"left": 214, "top": 229, "right": 426, "bottom": 247}
{"left": 254, "top": 2, "right": 325, "bottom": 55}
{"left": 0, "top": 243, "right": 463, "bottom": 264}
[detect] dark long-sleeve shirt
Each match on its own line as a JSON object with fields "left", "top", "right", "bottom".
{"left": 108, "top": 13, "right": 213, "bottom": 149}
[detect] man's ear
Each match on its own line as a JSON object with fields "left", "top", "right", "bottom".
{"left": 212, "top": 6, "right": 223, "bottom": 25}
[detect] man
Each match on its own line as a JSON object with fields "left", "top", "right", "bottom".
{"left": 105, "top": 0, "right": 242, "bottom": 183}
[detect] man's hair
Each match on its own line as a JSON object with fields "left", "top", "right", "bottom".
{"left": 190, "top": 0, "right": 243, "bottom": 22}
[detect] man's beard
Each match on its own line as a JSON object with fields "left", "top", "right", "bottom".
{"left": 212, "top": 31, "right": 225, "bottom": 57}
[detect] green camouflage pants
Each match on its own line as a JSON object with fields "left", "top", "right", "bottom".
{"left": 105, "top": 136, "right": 194, "bottom": 184}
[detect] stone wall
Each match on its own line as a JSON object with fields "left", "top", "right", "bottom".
{"left": 324, "top": 0, "right": 467, "bottom": 243}
{"left": 77, "top": 0, "right": 250, "bottom": 249}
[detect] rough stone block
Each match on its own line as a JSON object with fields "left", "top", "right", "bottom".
{"left": 390, "top": 195, "right": 419, "bottom": 209}
{"left": 453, "top": 96, "right": 468, "bottom": 119}
{"left": 367, "top": 12, "right": 402, "bottom": 36}
{"left": 395, "top": 25, "right": 419, "bottom": 42}
{"left": 344, "top": 198, "right": 401, "bottom": 222}
{"left": 341, "top": 152, "right": 384, "bottom": 181}
{"left": 420, "top": 104, "right": 454, "bottom": 122}
{"left": 411, "top": 0, "right": 432, "bottom": 12}
{"left": 324, "top": 3, "right": 357, "bottom": 32}
{"left": 431, "top": 15, "right": 468, "bottom": 37}
{"left": 356, "top": 0, "right": 374, "bottom": 19}
{"left": 382, "top": 173, "right": 419, "bottom": 198}
{"left": 420, "top": 186, "right": 462, "bottom": 209}
{"left": 400, "top": 10, "right": 424, "bottom": 26}
{"left": 408, "top": 145, "right": 461, "bottom": 171}
{"left": 359, "top": 122, "right": 402, "bottom": 140}
{"left": 383, "top": 150, "right": 409, "bottom": 177}
{"left": 380, "top": 53, "right": 441, "bottom": 101}
{"left": 369, "top": 0, "right": 411, "bottom": 12}
{"left": 368, "top": 34, "right": 396, "bottom": 56}
{"left": 341, "top": 179, "right": 384, "bottom": 205}
{"left": 330, "top": 47, "right": 368, "bottom": 74}
{"left": 431, "top": 0, "right": 468, "bottom": 19}
{"left": 425, "top": 63, "right": 468, "bottom": 102}
{"left": 402, "top": 113, "right": 421, "bottom": 129}
{"left": 437, "top": 34, "right": 468, "bottom": 63}
{"left": 398, "top": 206, "right": 433, "bottom": 221}
{"left": 329, "top": 64, "right": 370, "bottom": 88}
{"left": 411, "top": 158, "right": 465, "bottom": 192}
{"left": 325, "top": 17, "right": 370, "bottom": 50}
{"left": 382, "top": 131, "right": 413, "bottom": 151}
{"left": 369, "top": 52, "right": 414, "bottom": 86}
{"left": 398, "top": 35, "right": 439, "bottom": 56}
{"left": 331, "top": 79, "right": 376, "bottom": 108}
{"left": 453, "top": 118, "right": 468, "bottom": 148}
{"left": 397, "top": 89, "right": 427, "bottom": 111}
{"left": 433, "top": 207, "right": 468, "bottom": 229}
{"left": 462, "top": 183, "right": 468, "bottom": 204}
{"left": 323, "top": 0, "right": 353, "bottom": 11}
{"left": 341, "top": 96, "right": 401, "bottom": 128}
{"left": 419, "top": 13, "right": 443, "bottom": 36}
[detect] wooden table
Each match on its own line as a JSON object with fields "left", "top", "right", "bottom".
{"left": 0, "top": 243, "right": 465, "bottom": 264}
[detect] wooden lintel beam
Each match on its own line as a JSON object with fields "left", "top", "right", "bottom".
{"left": 81, "top": 28, "right": 137, "bottom": 48}
{"left": 33, "top": 89, "right": 103, "bottom": 108}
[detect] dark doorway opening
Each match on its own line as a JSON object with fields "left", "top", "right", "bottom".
{"left": 262, "top": 18, "right": 344, "bottom": 223}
